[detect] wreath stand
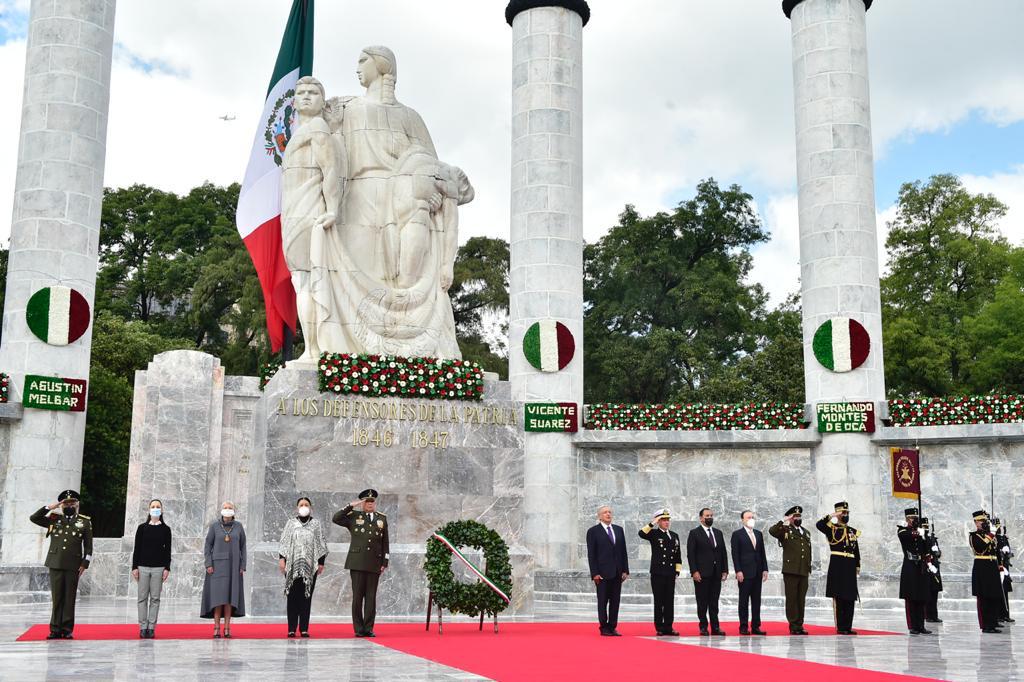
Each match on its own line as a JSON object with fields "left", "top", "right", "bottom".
{"left": 425, "top": 590, "right": 500, "bottom": 634}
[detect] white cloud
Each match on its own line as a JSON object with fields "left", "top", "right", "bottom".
{"left": 962, "top": 165, "right": 1024, "bottom": 247}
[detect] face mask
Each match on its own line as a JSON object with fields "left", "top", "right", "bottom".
{"left": 745, "top": 518, "right": 756, "bottom": 529}
{"left": 840, "top": 515, "right": 850, "bottom": 524}
{"left": 704, "top": 518, "right": 714, "bottom": 527}
{"left": 297, "top": 506, "right": 311, "bottom": 518}
{"left": 63, "top": 506, "right": 76, "bottom": 516}
{"left": 982, "top": 523, "right": 991, "bottom": 533}
{"left": 793, "top": 519, "right": 803, "bottom": 527}
{"left": 221, "top": 509, "right": 235, "bottom": 519}
{"left": 149, "top": 508, "right": 162, "bottom": 518}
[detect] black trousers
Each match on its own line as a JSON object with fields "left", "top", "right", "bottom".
{"left": 738, "top": 575, "right": 762, "bottom": 629}
{"left": 286, "top": 576, "right": 316, "bottom": 633}
{"left": 693, "top": 576, "right": 722, "bottom": 630}
{"left": 978, "top": 596, "right": 1001, "bottom": 630}
{"left": 925, "top": 591, "right": 940, "bottom": 620}
{"left": 595, "top": 575, "right": 622, "bottom": 632}
{"left": 650, "top": 574, "right": 675, "bottom": 633}
{"left": 783, "top": 573, "right": 808, "bottom": 630}
{"left": 904, "top": 599, "right": 926, "bottom": 631}
{"left": 350, "top": 569, "right": 380, "bottom": 634}
{"left": 999, "top": 578, "right": 1011, "bottom": 619}
{"left": 833, "top": 598, "right": 855, "bottom": 632}
{"left": 49, "top": 568, "right": 79, "bottom": 635}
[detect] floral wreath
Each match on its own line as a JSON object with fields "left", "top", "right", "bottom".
{"left": 424, "top": 520, "right": 513, "bottom": 618}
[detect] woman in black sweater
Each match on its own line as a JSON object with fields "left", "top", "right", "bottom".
{"left": 131, "top": 499, "right": 172, "bottom": 639}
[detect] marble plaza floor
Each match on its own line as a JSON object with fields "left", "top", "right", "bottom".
{"left": 0, "top": 597, "right": 1019, "bottom": 681}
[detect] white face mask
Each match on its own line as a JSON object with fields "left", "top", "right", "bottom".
{"left": 745, "top": 518, "right": 756, "bottom": 529}
{"left": 149, "top": 508, "right": 162, "bottom": 518}
{"left": 297, "top": 506, "right": 311, "bottom": 517}
{"left": 221, "top": 509, "right": 235, "bottom": 518}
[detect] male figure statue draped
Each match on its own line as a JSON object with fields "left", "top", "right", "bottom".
{"left": 281, "top": 46, "right": 474, "bottom": 363}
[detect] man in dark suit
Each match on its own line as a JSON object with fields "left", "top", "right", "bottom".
{"left": 586, "top": 505, "right": 629, "bottom": 636}
{"left": 686, "top": 507, "right": 729, "bottom": 636}
{"left": 731, "top": 510, "right": 769, "bottom": 635}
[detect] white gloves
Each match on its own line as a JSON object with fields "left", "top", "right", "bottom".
{"left": 928, "top": 564, "right": 939, "bottom": 574}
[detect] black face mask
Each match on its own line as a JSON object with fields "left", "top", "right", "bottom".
{"left": 703, "top": 518, "right": 714, "bottom": 527}
{"left": 63, "top": 506, "right": 76, "bottom": 517}
{"left": 840, "top": 515, "right": 850, "bottom": 524}
{"left": 792, "top": 518, "right": 803, "bottom": 527}
{"left": 981, "top": 522, "right": 991, "bottom": 533}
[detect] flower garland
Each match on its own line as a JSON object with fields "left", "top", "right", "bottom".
{"left": 585, "top": 402, "right": 806, "bottom": 430}
{"left": 318, "top": 352, "right": 485, "bottom": 401}
{"left": 887, "top": 395, "right": 1023, "bottom": 427}
{"left": 0, "top": 373, "right": 8, "bottom": 404}
{"left": 424, "top": 520, "right": 512, "bottom": 618}
{"left": 258, "top": 359, "right": 284, "bottom": 391}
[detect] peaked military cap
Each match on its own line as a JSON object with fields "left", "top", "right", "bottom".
{"left": 972, "top": 510, "right": 988, "bottom": 521}
{"left": 834, "top": 501, "right": 849, "bottom": 512}
{"left": 652, "top": 508, "right": 671, "bottom": 520}
{"left": 57, "top": 489, "right": 80, "bottom": 502}
{"left": 358, "top": 489, "right": 379, "bottom": 501}
{"left": 904, "top": 507, "right": 919, "bottom": 517}
{"left": 785, "top": 505, "right": 802, "bottom": 516}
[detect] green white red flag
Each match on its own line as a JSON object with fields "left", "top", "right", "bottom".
{"left": 812, "top": 316, "right": 870, "bottom": 373}
{"left": 25, "top": 286, "right": 91, "bottom": 346}
{"left": 523, "top": 320, "right": 575, "bottom": 372}
{"left": 235, "top": 0, "right": 314, "bottom": 352}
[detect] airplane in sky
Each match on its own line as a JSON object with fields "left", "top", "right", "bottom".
{"left": 219, "top": 114, "right": 236, "bottom": 121}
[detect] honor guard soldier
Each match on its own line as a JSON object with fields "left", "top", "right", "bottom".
{"left": 970, "top": 510, "right": 1003, "bottom": 633}
{"left": 920, "top": 517, "right": 944, "bottom": 623}
{"left": 638, "top": 508, "right": 682, "bottom": 636}
{"left": 29, "top": 490, "right": 93, "bottom": 639}
{"left": 769, "top": 505, "right": 812, "bottom": 634}
{"left": 816, "top": 501, "right": 860, "bottom": 634}
{"left": 992, "top": 517, "right": 1015, "bottom": 624}
{"left": 333, "top": 489, "right": 389, "bottom": 637}
{"left": 897, "top": 508, "right": 934, "bottom": 634}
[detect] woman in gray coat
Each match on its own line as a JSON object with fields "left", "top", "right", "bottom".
{"left": 201, "top": 501, "right": 246, "bottom": 637}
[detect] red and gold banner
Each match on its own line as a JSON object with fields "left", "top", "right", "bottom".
{"left": 890, "top": 447, "right": 921, "bottom": 500}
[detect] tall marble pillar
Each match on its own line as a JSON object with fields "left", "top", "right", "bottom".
{"left": 506, "top": 1, "right": 588, "bottom": 569}
{"left": 0, "top": 0, "right": 116, "bottom": 565}
{"left": 785, "top": 0, "right": 887, "bottom": 568}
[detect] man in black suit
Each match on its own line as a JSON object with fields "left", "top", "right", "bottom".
{"left": 686, "top": 507, "right": 729, "bottom": 636}
{"left": 586, "top": 505, "right": 629, "bottom": 636}
{"left": 731, "top": 510, "right": 769, "bottom": 635}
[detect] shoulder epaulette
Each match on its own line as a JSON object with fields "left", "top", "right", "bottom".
{"left": 79, "top": 514, "right": 91, "bottom": 520}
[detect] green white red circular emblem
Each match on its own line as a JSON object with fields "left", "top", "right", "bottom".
{"left": 26, "top": 286, "right": 91, "bottom": 346}
{"left": 812, "top": 317, "right": 870, "bottom": 372}
{"left": 523, "top": 320, "right": 575, "bottom": 372}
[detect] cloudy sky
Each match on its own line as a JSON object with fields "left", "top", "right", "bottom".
{"left": 1, "top": 0, "right": 1022, "bottom": 306}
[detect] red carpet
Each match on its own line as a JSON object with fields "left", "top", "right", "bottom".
{"left": 15, "top": 620, "right": 895, "bottom": 642}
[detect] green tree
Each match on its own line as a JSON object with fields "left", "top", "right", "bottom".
{"left": 965, "top": 249, "right": 1024, "bottom": 392}
{"left": 450, "top": 236, "right": 509, "bottom": 377}
{"left": 881, "top": 174, "right": 1013, "bottom": 395}
{"left": 584, "top": 179, "right": 771, "bottom": 403}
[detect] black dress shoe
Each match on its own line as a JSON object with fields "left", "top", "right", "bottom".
{"left": 1001, "top": 617, "right": 1015, "bottom": 623}
{"left": 797, "top": 629, "right": 810, "bottom": 635}
{"left": 354, "top": 632, "right": 367, "bottom": 638}
{"left": 62, "top": 633, "right": 74, "bottom": 640}
{"left": 909, "top": 629, "right": 922, "bottom": 635}
{"left": 609, "top": 630, "right": 622, "bottom": 637}
{"left": 711, "top": 629, "right": 727, "bottom": 636}
{"left": 925, "top": 618, "right": 942, "bottom": 623}
{"left": 920, "top": 629, "right": 934, "bottom": 635}
{"left": 46, "top": 632, "right": 62, "bottom": 640}
{"left": 751, "top": 628, "right": 767, "bottom": 636}
{"left": 600, "top": 630, "right": 614, "bottom": 636}
{"left": 287, "top": 632, "right": 296, "bottom": 638}
{"left": 699, "top": 629, "right": 709, "bottom": 636}
{"left": 300, "top": 631, "right": 310, "bottom": 638}
{"left": 148, "top": 629, "right": 155, "bottom": 639}
{"left": 140, "top": 629, "right": 147, "bottom": 639}
{"left": 666, "top": 630, "right": 680, "bottom": 636}
{"left": 739, "top": 628, "right": 750, "bottom": 635}
{"left": 365, "top": 632, "right": 376, "bottom": 638}
{"left": 982, "top": 628, "right": 1002, "bottom": 634}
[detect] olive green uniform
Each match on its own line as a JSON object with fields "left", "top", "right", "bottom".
{"left": 333, "top": 505, "right": 389, "bottom": 635}
{"left": 768, "top": 521, "right": 812, "bottom": 633}
{"left": 29, "top": 507, "right": 93, "bottom": 637}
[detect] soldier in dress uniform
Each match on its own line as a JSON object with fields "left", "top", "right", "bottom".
{"left": 769, "top": 505, "right": 812, "bottom": 635}
{"left": 816, "top": 501, "right": 860, "bottom": 635}
{"left": 992, "top": 517, "right": 1015, "bottom": 624}
{"left": 897, "top": 507, "right": 935, "bottom": 634}
{"left": 333, "top": 489, "right": 389, "bottom": 637}
{"left": 970, "top": 510, "right": 1003, "bottom": 633}
{"left": 638, "top": 508, "right": 682, "bottom": 636}
{"left": 28, "top": 490, "right": 93, "bottom": 639}
{"left": 920, "top": 517, "right": 944, "bottom": 623}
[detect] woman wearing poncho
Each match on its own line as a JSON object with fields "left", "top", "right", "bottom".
{"left": 278, "top": 497, "right": 329, "bottom": 637}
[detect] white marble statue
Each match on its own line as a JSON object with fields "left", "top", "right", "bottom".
{"left": 282, "top": 46, "right": 473, "bottom": 362}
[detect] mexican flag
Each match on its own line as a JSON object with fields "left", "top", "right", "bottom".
{"left": 523, "top": 320, "right": 576, "bottom": 372}
{"left": 812, "top": 316, "right": 871, "bottom": 373}
{"left": 235, "top": 0, "right": 314, "bottom": 352}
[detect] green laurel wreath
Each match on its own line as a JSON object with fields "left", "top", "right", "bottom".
{"left": 424, "top": 520, "right": 513, "bottom": 618}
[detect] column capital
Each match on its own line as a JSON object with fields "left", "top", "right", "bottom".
{"left": 783, "top": 0, "right": 872, "bottom": 19}
{"left": 506, "top": 0, "right": 590, "bottom": 27}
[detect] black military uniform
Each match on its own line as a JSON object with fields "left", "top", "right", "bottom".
{"left": 333, "top": 489, "right": 389, "bottom": 637}
{"left": 769, "top": 505, "right": 812, "bottom": 634}
{"left": 920, "top": 517, "right": 944, "bottom": 623}
{"left": 638, "top": 508, "right": 682, "bottom": 636}
{"left": 816, "top": 501, "right": 860, "bottom": 634}
{"left": 897, "top": 508, "right": 933, "bottom": 634}
{"left": 970, "top": 511, "right": 1003, "bottom": 633}
{"left": 993, "top": 518, "right": 1015, "bottom": 624}
{"left": 28, "top": 490, "right": 93, "bottom": 639}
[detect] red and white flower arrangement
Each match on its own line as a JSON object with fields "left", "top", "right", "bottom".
{"left": 317, "top": 353, "right": 485, "bottom": 401}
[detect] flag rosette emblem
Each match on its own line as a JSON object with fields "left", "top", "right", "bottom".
{"left": 263, "top": 89, "right": 296, "bottom": 166}
{"left": 25, "top": 286, "right": 91, "bottom": 346}
{"left": 523, "top": 320, "right": 575, "bottom": 372}
{"left": 812, "top": 316, "right": 870, "bottom": 373}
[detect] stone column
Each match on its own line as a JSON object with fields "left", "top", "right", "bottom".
{"left": 506, "top": 1, "right": 588, "bottom": 569}
{"left": 0, "top": 0, "right": 116, "bottom": 565}
{"left": 785, "top": 0, "right": 887, "bottom": 568}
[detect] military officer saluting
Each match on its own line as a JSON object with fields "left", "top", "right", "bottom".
{"left": 769, "top": 505, "right": 812, "bottom": 635}
{"left": 970, "top": 510, "right": 1003, "bottom": 633}
{"left": 333, "top": 489, "right": 389, "bottom": 637}
{"left": 897, "top": 507, "right": 934, "bottom": 634}
{"left": 638, "top": 508, "right": 682, "bottom": 636}
{"left": 29, "top": 490, "right": 93, "bottom": 639}
{"left": 816, "top": 501, "right": 861, "bottom": 635}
